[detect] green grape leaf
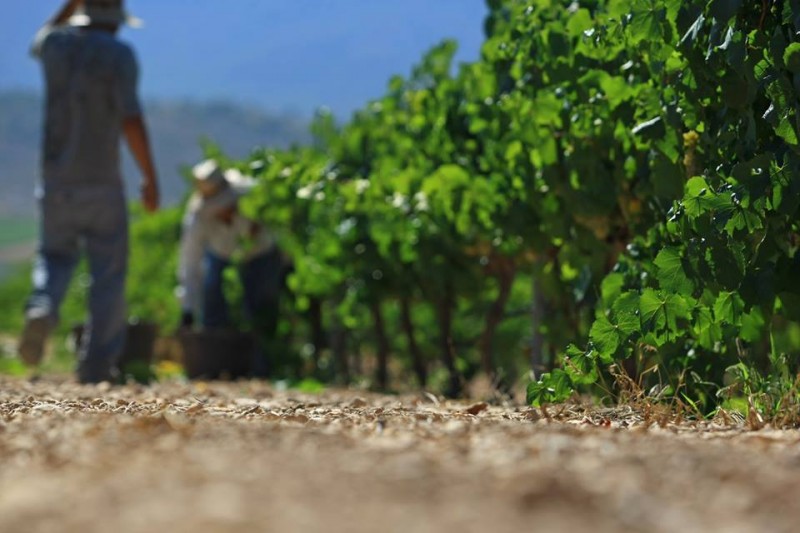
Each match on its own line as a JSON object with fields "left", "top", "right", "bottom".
{"left": 608, "top": 82, "right": 635, "bottom": 112}
{"left": 724, "top": 204, "right": 763, "bottom": 235}
{"left": 601, "top": 273, "right": 625, "bottom": 305}
{"left": 590, "top": 313, "right": 621, "bottom": 359}
{"left": 527, "top": 369, "right": 574, "bottom": 406}
{"left": 765, "top": 77, "right": 799, "bottom": 145}
{"left": 629, "top": 0, "right": 664, "bottom": 44}
{"left": 693, "top": 305, "right": 722, "bottom": 349}
{"left": 563, "top": 344, "right": 599, "bottom": 385}
{"left": 713, "top": 291, "right": 745, "bottom": 324}
{"left": 567, "top": 8, "right": 593, "bottom": 37}
{"left": 739, "top": 308, "right": 766, "bottom": 342}
{"left": 654, "top": 247, "right": 694, "bottom": 294}
{"left": 612, "top": 291, "right": 641, "bottom": 329}
{"left": 683, "top": 176, "right": 714, "bottom": 217}
{"left": 640, "top": 289, "right": 692, "bottom": 335}
{"left": 784, "top": 42, "right": 800, "bottom": 73}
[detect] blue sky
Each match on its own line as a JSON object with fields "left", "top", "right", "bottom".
{"left": 0, "top": 1, "right": 487, "bottom": 117}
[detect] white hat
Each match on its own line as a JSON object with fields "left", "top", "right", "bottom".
{"left": 192, "top": 159, "right": 228, "bottom": 198}
{"left": 69, "top": 0, "right": 143, "bottom": 28}
{"left": 191, "top": 160, "right": 257, "bottom": 213}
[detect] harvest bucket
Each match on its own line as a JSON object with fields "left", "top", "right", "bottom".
{"left": 70, "top": 320, "right": 159, "bottom": 380}
{"left": 178, "top": 329, "right": 254, "bottom": 380}
{"left": 120, "top": 321, "right": 159, "bottom": 367}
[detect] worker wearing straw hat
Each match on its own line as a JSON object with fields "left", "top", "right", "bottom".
{"left": 19, "top": 0, "right": 159, "bottom": 383}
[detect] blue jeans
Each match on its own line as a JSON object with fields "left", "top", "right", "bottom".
{"left": 202, "top": 248, "right": 282, "bottom": 330}
{"left": 26, "top": 185, "right": 128, "bottom": 383}
{"left": 202, "top": 248, "right": 282, "bottom": 376}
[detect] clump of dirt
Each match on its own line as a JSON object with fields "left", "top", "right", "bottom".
{"left": 0, "top": 376, "right": 798, "bottom": 533}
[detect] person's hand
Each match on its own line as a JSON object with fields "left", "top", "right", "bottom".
{"left": 248, "top": 221, "right": 260, "bottom": 239}
{"left": 141, "top": 179, "right": 160, "bottom": 212}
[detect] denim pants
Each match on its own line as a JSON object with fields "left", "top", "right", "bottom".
{"left": 26, "top": 185, "right": 128, "bottom": 382}
{"left": 202, "top": 248, "right": 282, "bottom": 376}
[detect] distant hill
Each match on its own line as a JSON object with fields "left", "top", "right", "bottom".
{"left": 0, "top": 90, "right": 310, "bottom": 216}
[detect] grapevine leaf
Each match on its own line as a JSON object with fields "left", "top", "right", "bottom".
{"left": 598, "top": 74, "right": 634, "bottom": 110}
{"left": 693, "top": 306, "right": 722, "bottom": 349}
{"left": 640, "top": 288, "right": 667, "bottom": 332}
{"left": 683, "top": 177, "right": 713, "bottom": 217}
{"left": 629, "top": 0, "right": 664, "bottom": 44}
{"left": 614, "top": 305, "right": 642, "bottom": 338}
{"left": 590, "top": 313, "right": 621, "bottom": 359}
{"left": 654, "top": 247, "right": 694, "bottom": 294}
{"left": 766, "top": 77, "right": 799, "bottom": 145}
{"left": 527, "top": 369, "right": 574, "bottom": 406}
{"left": 601, "top": 273, "right": 625, "bottom": 305}
{"left": 724, "top": 203, "right": 763, "bottom": 234}
{"left": 740, "top": 308, "right": 766, "bottom": 342}
{"left": 563, "top": 344, "right": 599, "bottom": 385}
{"left": 640, "top": 289, "right": 692, "bottom": 335}
{"left": 783, "top": 42, "right": 800, "bottom": 73}
{"left": 713, "top": 291, "right": 745, "bottom": 325}
{"left": 611, "top": 291, "right": 641, "bottom": 330}
{"left": 567, "top": 9, "right": 593, "bottom": 38}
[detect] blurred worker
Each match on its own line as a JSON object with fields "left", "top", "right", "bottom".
{"left": 177, "top": 160, "right": 282, "bottom": 376}
{"left": 19, "top": 0, "right": 160, "bottom": 383}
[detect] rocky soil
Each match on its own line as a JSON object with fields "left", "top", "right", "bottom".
{"left": 1, "top": 376, "right": 799, "bottom": 532}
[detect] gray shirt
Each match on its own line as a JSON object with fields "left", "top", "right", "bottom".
{"left": 32, "top": 25, "right": 141, "bottom": 189}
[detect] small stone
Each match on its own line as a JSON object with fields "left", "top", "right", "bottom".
{"left": 465, "top": 402, "right": 489, "bottom": 416}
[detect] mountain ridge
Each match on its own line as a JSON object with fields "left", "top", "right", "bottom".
{"left": 0, "top": 90, "right": 310, "bottom": 216}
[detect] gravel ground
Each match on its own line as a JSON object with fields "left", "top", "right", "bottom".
{"left": 1, "top": 376, "right": 799, "bottom": 533}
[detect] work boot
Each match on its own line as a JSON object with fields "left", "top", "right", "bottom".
{"left": 18, "top": 315, "right": 52, "bottom": 366}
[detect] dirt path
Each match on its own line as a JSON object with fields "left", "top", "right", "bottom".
{"left": 1, "top": 376, "right": 799, "bottom": 533}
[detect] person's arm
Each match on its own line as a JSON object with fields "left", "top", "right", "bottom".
{"left": 31, "top": 0, "right": 82, "bottom": 57}
{"left": 49, "top": 0, "right": 83, "bottom": 26}
{"left": 118, "top": 45, "right": 159, "bottom": 212}
{"left": 123, "top": 116, "right": 160, "bottom": 212}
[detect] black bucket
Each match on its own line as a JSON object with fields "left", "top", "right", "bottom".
{"left": 120, "top": 321, "right": 159, "bottom": 369}
{"left": 71, "top": 321, "right": 158, "bottom": 381}
{"left": 178, "top": 329, "right": 254, "bottom": 380}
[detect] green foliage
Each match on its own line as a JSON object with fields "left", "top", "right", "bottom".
{"left": 521, "top": 0, "right": 800, "bottom": 410}
{"left": 0, "top": 354, "right": 27, "bottom": 376}
{"left": 0, "top": 266, "right": 30, "bottom": 333}
{"left": 126, "top": 205, "right": 183, "bottom": 329}
{"left": 206, "top": 0, "right": 800, "bottom": 403}
{"left": 7, "top": 0, "right": 798, "bottom": 406}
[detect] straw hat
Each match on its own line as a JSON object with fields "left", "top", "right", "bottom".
{"left": 190, "top": 160, "right": 257, "bottom": 213}
{"left": 69, "top": 0, "right": 143, "bottom": 28}
{"left": 192, "top": 159, "right": 229, "bottom": 199}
